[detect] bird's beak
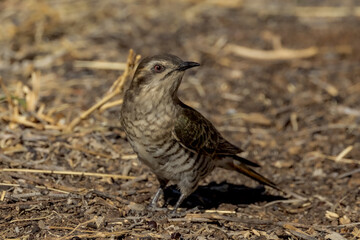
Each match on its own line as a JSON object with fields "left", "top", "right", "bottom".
{"left": 177, "top": 61, "right": 200, "bottom": 71}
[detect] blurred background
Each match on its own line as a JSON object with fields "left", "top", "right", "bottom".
{"left": 1, "top": 0, "right": 359, "bottom": 239}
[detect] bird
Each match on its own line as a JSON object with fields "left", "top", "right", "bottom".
{"left": 120, "top": 54, "right": 280, "bottom": 212}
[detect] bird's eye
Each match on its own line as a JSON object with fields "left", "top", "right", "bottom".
{"left": 153, "top": 64, "right": 165, "bottom": 73}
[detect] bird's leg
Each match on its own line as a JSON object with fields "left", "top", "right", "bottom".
{"left": 148, "top": 177, "right": 168, "bottom": 209}
{"left": 170, "top": 193, "right": 187, "bottom": 214}
{"left": 150, "top": 188, "right": 163, "bottom": 207}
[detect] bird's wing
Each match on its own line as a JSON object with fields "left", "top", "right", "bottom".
{"left": 172, "top": 106, "right": 219, "bottom": 156}
{"left": 172, "top": 103, "right": 260, "bottom": 167}
{"left": 216, "top": 136, "right": 243, "bottom": 155}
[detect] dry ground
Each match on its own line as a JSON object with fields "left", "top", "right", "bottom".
{"left": 0, "top": 0, "right": 360, "bottom": 239}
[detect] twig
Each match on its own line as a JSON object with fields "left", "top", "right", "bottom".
{"left": 121, "top": 154, "right": 138, "bottom": 160}
{"left": 59, "top": 216, "right": 98, "bottom": 240}
{"left": 100, "top": 133, "right": 122, "bottom": 155}
{"left": 183, "top": 213, "right": 360, "bottom": 231}
{"left": 262, "top": 199, "right": 307, "bottom": 208}
{"left": 1, "top": 115, "right": 44, "bottom": 130}
{"left": 283, "top": 223, "right": 317, "bottom": 240}
{"left": 0, "top": 77, "right": 14, "bottom": 111}
{"left": 310, "top": 76, "right": 339, "bottom": 97}
{"left": 334, "top": 222, "right": 360, "bottom": 228}
{"left": 99, "top": 99, "right": 124, "bottom": 112}
{"left": 8, "top": 192, "right": 81, "bottom": 200}
{"left": 338, "top": 168, "right": 360, "bottom": 178}
{"left": 245, "top": 6, "right": 360, "bottom": 18}
{"left": 0, "top": 168, "right": 136, "bottom": 180}
{"left": 287, "top": 229, "right": 316, "bottom": 240}
{"left": 74, "top": 61, "right": 127, "bottom": 70}
{"left": 54, "top": 230, "right": 135, "bottom": 240}
{"left": 172, "top": 213, "right": 335, "bottom": 233}
{"left": 64, "top": 143, "right": 113, "bottom": 159}
{"left": 91, "top": 190, "right": 130, "bottom": 204}
{"left": 204, "top": 209, "right": 236, "bottom": 214}
{"left": 335, "top": 146, "right": 353, "bottom": 162}
{"left": 48, "top": 226, "right": 98, "bottom": 233}
{"left": 0, "top": 191, "right": 5, "bottom": 201}
{"left": 120, "top": 173, "right": 148, "bottom": 188}
{"left": 334, "top": 106, "right": 360, "bottom": 117}
{"left": 283, "top": 189, "right": 308, "bottom": 201}
{"left": 313, "top": 152, "right": 360, "bottom": 165}
{"left": 296, "top": 124, "right": 360, "bottom": 136}
{"left": 0, "top": 182, "right": 71, "bottom": 195}
{"left": 66, "top": 49, "right": 140, "bottom": 132}
{"left": 0, "top": 199, "right": 67, "bottom": 209}
{"left": 295, "top": 6, "right": 360, "bottom": 18}
{"left": 9, "top": 213, "right": 55, "bottom": 224}
{"left": 225, "top": 44, "right": 318, "bottom": 60}
{"left": 2, "top": 171, "right": 86, "bottom": 194}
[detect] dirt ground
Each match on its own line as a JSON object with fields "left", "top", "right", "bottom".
{"left": 1, "top": 0, "right": 360, "bottom": 239}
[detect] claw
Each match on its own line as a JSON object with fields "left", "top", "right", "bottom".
{"left": 149, "top": 188, "right": 163, "bottom": 207}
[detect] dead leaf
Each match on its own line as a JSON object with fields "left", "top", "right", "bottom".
{"left": 2, "top": 144, "right": 27, "bottom": 155}
{"left": 325, "top": 211, "right": 339, "bottom": 220}
{"left": 273, "top": 160, "right": 293, "bottom": 168}
{"left": 339, "top": 215, "right": 351, "bottom": 225}
{"left": 325, "top": 232, "right": 347, "bottom": 240}
{"left": 352, "top": 227, "right": 360, "bottom": 238}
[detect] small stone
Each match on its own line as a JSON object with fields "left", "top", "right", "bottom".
{"left": 171, "top": 232, "right": 181, "bottom": 239}
{"left": 147, "top": 220, "right": 157, "bottom": 229}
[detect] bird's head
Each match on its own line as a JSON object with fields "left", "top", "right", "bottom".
{"left": 129, "top": 54, "right": 200, "bottom": 97}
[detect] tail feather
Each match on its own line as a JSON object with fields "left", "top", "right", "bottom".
{"left": 218, "top": 157, "right": 281, "bottom": 192}
{"left": 217, "top": 154, "right": 260, "bottom": 167}
{"left": 232, "top": 155, "right": 260, "bottom": 167}
{"left": 231, "top": 161, "right": 280, "bottom": 191}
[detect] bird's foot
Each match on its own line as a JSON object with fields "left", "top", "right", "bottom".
{"left": 146, "top": 202, "right": 167, "bottom": 212}
{"left": 167, "top": 193, "right": 187, "bottom": 216}
{"left": 188, "top": 206, "right": 200, "bottom": 213}
{"left": 168, "top": 208, "right": 186, "bottom": 218}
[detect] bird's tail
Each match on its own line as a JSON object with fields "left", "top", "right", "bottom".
{"left": 218, "top": 157, "right": 281, "bottom": 192}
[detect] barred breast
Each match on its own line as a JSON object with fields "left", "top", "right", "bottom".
{"left": 141, "top": 138, "right": 216, "bottom": 196}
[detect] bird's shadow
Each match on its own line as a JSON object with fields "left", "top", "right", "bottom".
{"left": 163, "top": 181, "right": 285, "bottom": 210}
